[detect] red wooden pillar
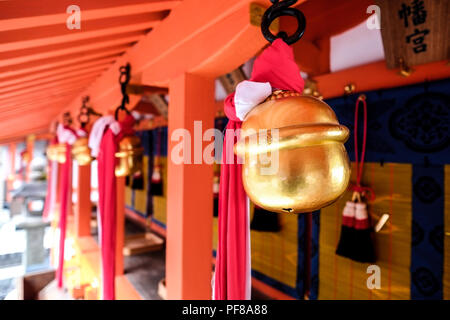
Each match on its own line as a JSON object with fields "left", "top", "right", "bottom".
{"left": 74, "top": 163, "right": 91, "bottom": 238}
{"left": 115, "top": 176, "right": 125, "bottom": 276}
{"left": 166, "top": 73, "right": 215, "bottom": 299}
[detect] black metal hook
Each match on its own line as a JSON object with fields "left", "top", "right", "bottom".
{"left": 78, "top": 96, "right": 90, "bottom": 128}
{"left": 115, "top": 63, "right": 132, "bottom": 120}
{"left": 78, "top": 96, "right": 103, "bottom": 128}
{"left": 261, "top": 0, "right": 306, "bottom": 45}
{"left": 63, "top": 111, "right": 73, "bottom": 127}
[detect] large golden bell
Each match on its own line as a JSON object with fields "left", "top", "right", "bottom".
{"left": 235, "top": 91, "right": 351, "bottom": 214}
{"left": 115, "top": 135, "right": 144, "bottom": 177}
{"left": 72, "top": 137, "right": 92, "bottom": 166}
{"left": 47, "top": 143, "right": 67, "bottom": 164}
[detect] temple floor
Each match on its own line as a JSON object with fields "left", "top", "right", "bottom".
{"left": 0, "top": 205, "right": 271, "bottom": 300}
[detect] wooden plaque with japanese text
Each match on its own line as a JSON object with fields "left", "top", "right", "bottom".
{"left": 376, "top": 0, "right": 449, "bottom": 69}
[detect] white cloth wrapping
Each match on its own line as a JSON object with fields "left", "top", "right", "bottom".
{"left": 56, "top": 123, "right": 77, "bottom": 145}
{"left": 234, "top": 80, "right": 272, "bottom": 121}
{"left": 88, "top": 116, "right": 120, "bottom": 158}
{"left": 76, "top": 129, "right": 88, "bottom": 138}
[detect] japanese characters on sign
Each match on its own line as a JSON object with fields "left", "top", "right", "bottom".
{"left": 398, "top": 0, "right": 429, "bottom": 54}
{"left": 377, "top": 0, "right": 448, "bottom": 69}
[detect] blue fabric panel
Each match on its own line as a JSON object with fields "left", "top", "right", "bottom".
{"left": 309, "top": 210, "right": 320, "bottom": 300}
{"left": 327, "top": 79, "right": 450, "bottom": 165}
{"left": 295, "top": 214, "right": 306, "bottom": 299}
{"left": 411, "top": 164, "right": 444, "bottom": 299}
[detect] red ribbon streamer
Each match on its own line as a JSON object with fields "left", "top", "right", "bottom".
{"left": 97, "top": 115, "right": 135, "bottom": 300}
{"left": 97, "top": 129, "right": 117, "bottom": 300}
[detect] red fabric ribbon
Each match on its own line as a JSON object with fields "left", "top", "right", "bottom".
{"left": 214, "top": 39, "right": 304, "bottom": 300}
{"left": 97, "top": 129, "right": 117, "bottom": 300}
{"left": 97, "top": 115, "right": 136, "bottom": 300}
{"left": 56, "top": 143, "right": 71, "bottom": 288}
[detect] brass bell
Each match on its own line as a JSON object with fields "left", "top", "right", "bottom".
{"left": 21, "top": 151, "right": 30, "bottom": 164}
{"left": 72, "top": 137, "right": 92, "bottom": 166}
{"left": 235, "top": 91, "right": 351, "bottom": 214}
{"left": 115, "top": 135, "right": 144, "bottom": 177}
{"left": 47, "top": 143, "right": 67, "bottom": 164}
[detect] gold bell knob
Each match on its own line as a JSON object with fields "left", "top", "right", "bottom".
{"left": 72, "top": 137, "right": 92, "bottom": 166}
{"left": 235, "top": 92, "right": 351, "bottom": 214}
{"left": 115, "top": 135, "right": 144, "bottom": 177}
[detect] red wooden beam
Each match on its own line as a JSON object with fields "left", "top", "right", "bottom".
{"left": 315, "top": 60, "right": 450, "bottom": 99}
{"left": 0, "top": 88, "right": 84, "bottom": 110}
{"left": 0, "top": 57, "right": 115, "bottom": 88}
{"left": 0, "top": 12, "right": 166, "bottom": 53}
{"left": 0, "top": 74, "right": 98, "bottom": 100}
{"left": 0, "top": 47, "right": 126, "bottom": 79}
{"left": 0, "top": 97, "right": 78, "bottom": 120}
{"left": 295, "top": 0, "right": 373, "bottom": 42}
{"left": 0, "top": 64, "right": 108, "bottom": 94}
{"left": 0, "top": 126, "right": 49, "bottom": 145}
{"left": 0, "top": 0, "right": 181, "bottom": 31}
{"left": 0, "top": 32, "right": 143, "bottom": 68}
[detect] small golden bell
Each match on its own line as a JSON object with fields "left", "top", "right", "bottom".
{"left": 72, "top": 137, "right": 93, "bottom": 166}
{"left": 22, "top": 151, "right": 30, "bottom": 164}
{"left": 47, "top": 143, "right": 67, "bottom": 164}
{"left": 115, "top": 135, "right": 144, "bottom": 177}
{"left": 235, "top": 92, "right": 351, "bottom": 214}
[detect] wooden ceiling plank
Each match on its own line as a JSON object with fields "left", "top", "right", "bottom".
{"left": 0, "top": 47, "right": 126, "bottom": 79}
{"left": 0, "top": 126, "right": 51, "bottom": 145}
{"left": 0, "top": 75, "right": 97, "bottom": 101}
{"left": 0, "top": 64, "right": 108, "bottom": 94}
{"left": 0, "top": 57, "right": 115, "bottom": 87}
{"left": 0, "top": 87, "right": 88, "bottom": 109}
{"left": 0, "top": 0, "right": 182, "bottom": 32}
{"left": 0, "top": 11, "right": 167, "bottom": 53}
{"left": 0, "top": 96, "right": 75, "bottom": 119}
{"left": 0, "top": 21, "right": 157, "bottom": 53}
{"left": 0, "top": 32, "right": 143, "bottom": 67}
{"left": 0, "top": 92, "right": 80, "bottom": 112}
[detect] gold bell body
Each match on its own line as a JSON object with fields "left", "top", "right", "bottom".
{"left": 72, "top": 137, "right": 92, "bottom": 166}
{"left": 115, "top": 135, "right": 144, "bottom": 177}
{"left": 235, "top": 91, "right": 351, "bottom": 214}
{"left": 47, "top": 143, "right": 67, "bottom": 164}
